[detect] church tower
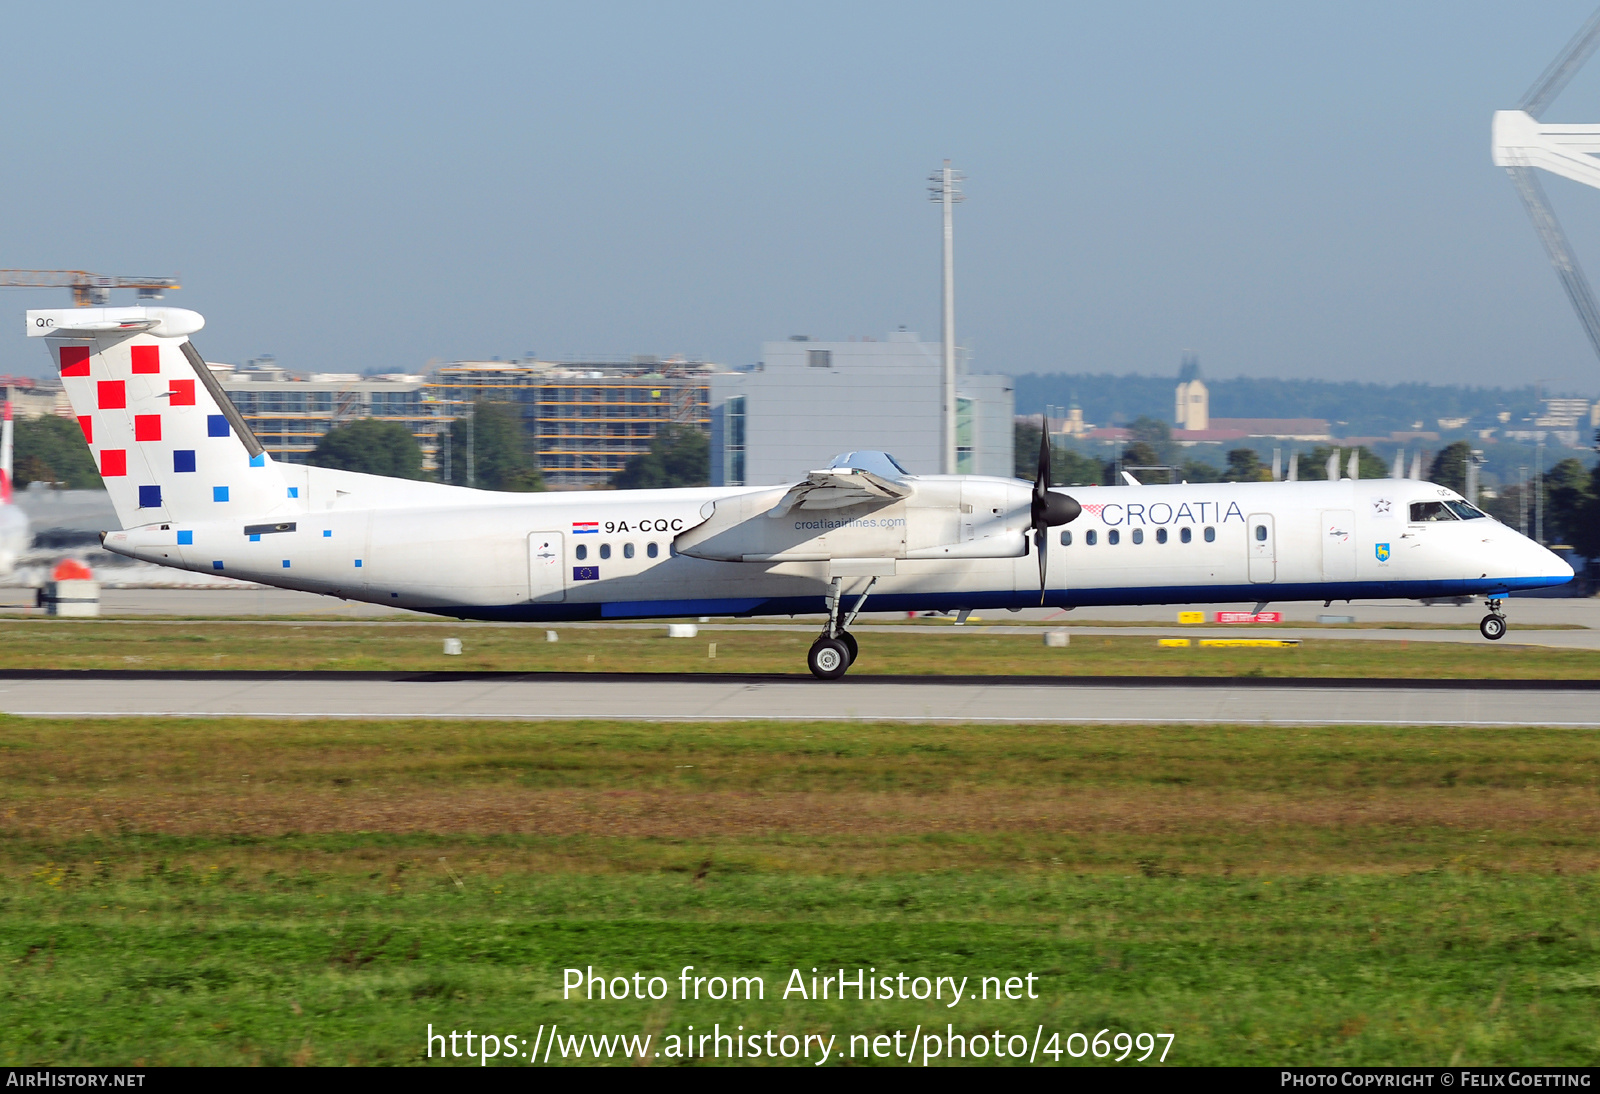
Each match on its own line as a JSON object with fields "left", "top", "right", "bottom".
{"left": 1174, "top": 351, "right": 1208, "bottom": 431}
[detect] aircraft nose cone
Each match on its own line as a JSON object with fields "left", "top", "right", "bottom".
{"left": 1553, "top": 550, "right": 1576, "bottom": 580}
{"left": 1524, "top": 540, "right": 1574, "bottom": 582}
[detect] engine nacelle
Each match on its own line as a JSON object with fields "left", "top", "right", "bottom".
{"left": 674, "top": 477, "right": 1031, "bottom": 562}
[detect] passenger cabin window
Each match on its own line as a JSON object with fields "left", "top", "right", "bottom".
{"left": 600, "top": 543, "right": 612, "bottom": 559}
{"left": 1204, "top": 526, "right": 1215, "bottom": 542}
{"left": 1086, "top": 530, "right": 1097, "bottom": 546}
{"left": 1131, "top": 528, "right": 1144, "bottom": 544}
{"left": 1409, "top": 501, "right": 1457, "bottom": 522}
{"left": 1108, "top": 529, "right": 1120, "bottom": 545}
{"left": 1180, "top": 527, "right": 1192, "bottom": 544}
{"left": 623, "top": 543, "right": 635, "bottom": 559}
{"left": 575, "top": 544, "right": 587, "bottom": 561}
{"left": 1059, "top": 530, "right": 1072, "bottom": 546}
{"left": 1156, "top": 527, "right": 1167, "bottom": 544}
{"left": 647, "top": 542, "right": 659, "bottom": 558}
{"left": 1255, "top": 524, "right": 1268, "bottom": 541}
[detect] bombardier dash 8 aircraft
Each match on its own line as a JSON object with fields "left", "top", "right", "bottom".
{"left": 29, "top": 306, "right": 1572, "bottom": 678}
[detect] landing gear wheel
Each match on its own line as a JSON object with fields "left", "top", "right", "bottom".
{"left": 808, "top": 637, "right": 851, "bottom": 680}
{"left": 838, "top": 631, "right": 858, "bottom": 666}
{"left": 1480, "top": 614, "right": 1507, "bottom": 641}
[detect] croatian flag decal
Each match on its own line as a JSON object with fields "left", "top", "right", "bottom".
{"left": 572, "top": 521, "right": 599, "bottom": 534}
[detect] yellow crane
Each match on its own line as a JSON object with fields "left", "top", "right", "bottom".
{"left": 0, "top": 270, "right": 179, "bottom": 307}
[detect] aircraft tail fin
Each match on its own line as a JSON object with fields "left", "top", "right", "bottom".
{"left": 28, "top": 307, "right": 291, "bottom": 529}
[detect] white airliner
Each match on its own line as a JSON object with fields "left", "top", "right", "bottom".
{"left": 0, "top": 400, "right": 30, "bottom": 575}
{"left": 28, "top": 306, "right": 1572, "bottom": 677}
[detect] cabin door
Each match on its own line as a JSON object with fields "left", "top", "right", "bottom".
{"left": 1320, "top": 510, "right": 1356, "bottom": 584}
{"left": 1247, "top": 513, "right": 1276, "bottom": 583}
{"left": 528, "top": 532, "right": 566, "bottom": 603}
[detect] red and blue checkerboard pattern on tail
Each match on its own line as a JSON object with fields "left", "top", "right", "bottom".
{"left": 572, "top": 521, "right": 599, "bottom": 534}
{"left": 49, "top": 331, "right": 289, "bottom": 532}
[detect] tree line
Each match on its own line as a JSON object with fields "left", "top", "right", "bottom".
{"left": 306, "top": 403, "right": 708, "bottom": 490}
{"left": 1013, "top": 372, "right": 1549, "bottom": 436}
{"left": 8, "top": 400, "right": 710, "bottom": 495}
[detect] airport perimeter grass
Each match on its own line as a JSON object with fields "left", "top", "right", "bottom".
{"left": 0, "top": 619, "right": 1597, "bottom": 678}
{"left": 1, "top": 716, "right": 1598, "bottom": 1066}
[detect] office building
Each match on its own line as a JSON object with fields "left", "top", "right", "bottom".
{"left": 709, "top": 332, "right": 1014, "bottom": 486}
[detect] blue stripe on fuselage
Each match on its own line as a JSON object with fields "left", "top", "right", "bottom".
{"left": 432, "top": 574, "right": 1572, "bottom": 623}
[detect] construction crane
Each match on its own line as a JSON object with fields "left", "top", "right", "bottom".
{"left": 0, "top": 270, "right": 179, "bottom": 307}
{"left": 1492, "top": 7, "right": 1600, "bottom": 366}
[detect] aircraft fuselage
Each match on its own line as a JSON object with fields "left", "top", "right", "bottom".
{"left": 103, "top": 474, "right": 1569, "bottom": 621}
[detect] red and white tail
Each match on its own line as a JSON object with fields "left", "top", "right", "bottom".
{"left": 27, "top": 307, "right": 292, "bottom": 529}
{"left": 1, "top": 400, "right": 12, "bottom": 505}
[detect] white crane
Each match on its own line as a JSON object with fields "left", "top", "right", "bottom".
{"left": 1492, "top": 7, "right": 1600, "bottom": 364}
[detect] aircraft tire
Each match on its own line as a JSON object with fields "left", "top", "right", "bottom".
{"left": 838, "top": 631, "right": 859, "bottom": 665}
{"left": 808, "top": 637, "right": 851, "bottom": 680}
{"left": 1480, "top": 614, "right": 1507, "bottom": 641}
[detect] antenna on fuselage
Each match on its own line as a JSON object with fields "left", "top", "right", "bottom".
{"left": 1409, "top": 451, "right": 1423, "bottom": 480}
{"left": 1287, "top": 451, "right": 1298, "bottom": 481}
{"left": 1325, "top": 450, "right": 1340, "bottom": 480}
{"left": 1392, "top": 449, "right": 1404, "bottom": 479}
{"left": 1347, "top": 450, "right": 1359, "bottom": 480}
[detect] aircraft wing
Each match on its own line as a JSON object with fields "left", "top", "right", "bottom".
{"left": 767, "top": 468, "right": 912, "bottom": 515}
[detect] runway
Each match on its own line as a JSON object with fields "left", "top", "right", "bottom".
{"left": 1, "top": 671, "right": 1596, "bottom": 726}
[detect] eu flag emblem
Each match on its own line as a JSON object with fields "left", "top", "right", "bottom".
{"left": 573, "top": 566, "right": 600, "bottom": 581}
{"left": 1375, "top": 542, "right": 1390, "bottom": 562}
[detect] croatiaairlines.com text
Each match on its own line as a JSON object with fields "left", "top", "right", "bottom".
{"left": 792, "top": 516, "right": 907, "bottom": 532}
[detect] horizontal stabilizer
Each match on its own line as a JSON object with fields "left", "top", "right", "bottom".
{"left": 28, "top": 307, "right": 204, "bottom": 340}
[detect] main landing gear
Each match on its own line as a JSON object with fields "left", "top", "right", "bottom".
{"left": 807, "top": 576, "right": 875, "bottom": 680}
{"left": 1480, "top": 598, "right": 1507, "bottom": 641}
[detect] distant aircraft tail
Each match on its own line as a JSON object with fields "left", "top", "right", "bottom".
{"left": 1, "top": 399, "right": 12, "bottom": 504}
{"left": 27, "top": 307, "right": 292, "bottom": 529}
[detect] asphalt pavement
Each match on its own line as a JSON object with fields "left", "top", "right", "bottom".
{"left": 0, "top": 671, "right": 1594, "bottom": 725}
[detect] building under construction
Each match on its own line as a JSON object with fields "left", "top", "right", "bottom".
{"left": 201, "top": 356, "right": 717, "bottom": 487}
{"left": 217, "top": 362, "right": 447, "bottom": 469}
{"left": 426, "top": 358, "right": 714, "bottom": 488}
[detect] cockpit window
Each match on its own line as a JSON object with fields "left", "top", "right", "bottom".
{"left": 1443, "top": 500, "right": 1488, "bottom": 520}
{"left": 1409, "top": 501, "right": 1457, "bottom": 522}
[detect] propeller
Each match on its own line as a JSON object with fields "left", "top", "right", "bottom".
{"left": 1029, "top": 429, "right": 1081, "bottom": 603}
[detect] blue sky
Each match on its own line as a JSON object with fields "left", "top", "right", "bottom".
{"left": 3, "top": 1, "right": 1600, "bottom": 391}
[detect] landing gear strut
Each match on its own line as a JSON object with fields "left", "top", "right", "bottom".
{"left": 1480, "top": 597, "right": 1507, "bottom": 641}
{"left": 807, "top": 576, "right": 875, "bottom": 679}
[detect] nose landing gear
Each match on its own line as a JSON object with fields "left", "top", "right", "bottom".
{"left": 807, "top": 576, "right": 875, "bottom": 679}
{"left": 1480, "top": 598, "right": 1507, "bottom": 641}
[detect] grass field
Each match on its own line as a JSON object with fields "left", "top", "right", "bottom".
{"left": 0, "top": 619, "right": 1596, "bottom": 678}
{"left": 2, "top": 715, "right": 1597, "bottom": 1066}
